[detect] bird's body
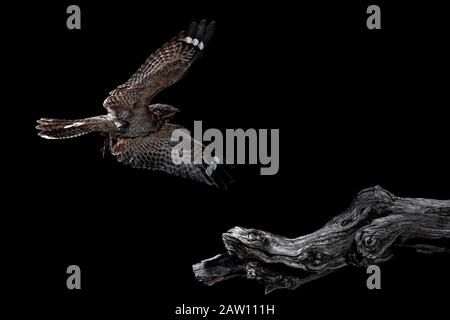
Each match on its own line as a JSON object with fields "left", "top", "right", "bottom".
{"left": 37, "top": 20, "right": 232, "bottom": 189}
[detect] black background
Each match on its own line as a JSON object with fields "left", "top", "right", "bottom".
{"left": 10, "top": 0, "right": 450, "bottom": 318}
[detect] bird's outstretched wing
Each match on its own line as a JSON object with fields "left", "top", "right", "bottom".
{"left": 111, "top": 124, "right": 233, "bottom": 189}
{"left": 103, "top": 19, "right": 216, "bottom": 113}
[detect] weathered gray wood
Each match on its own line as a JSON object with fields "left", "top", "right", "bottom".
{"left": 192, "top": 253, "right": 245, "bottom": 286}
{"left": 193, "top": 186, "right": 450, "bottom": 293}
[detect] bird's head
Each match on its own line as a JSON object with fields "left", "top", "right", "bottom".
{"left": 148, "top": 104, "right": 180, "bottom": 124}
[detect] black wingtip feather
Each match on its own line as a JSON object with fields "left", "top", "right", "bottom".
{"left": 186, "top": 19, "right": 216, "bottom": 44}
{"left": 203, "top": 21, "right": 216, "bottom": 46}
{"left": 195, "top": 19, "right": 208, "bottom": 40}
{"left": 181, "top": 20, "right": 216, "bottom": 62}
{"left": 188, "top": 21, "right": 197, "bottom": 38}
{"left": 210, "top": 165, "right": 234, "bottom": 190}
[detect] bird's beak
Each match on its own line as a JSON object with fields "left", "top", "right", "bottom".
{"left": 169, "top": 107, "right": 180, "bottom": 118}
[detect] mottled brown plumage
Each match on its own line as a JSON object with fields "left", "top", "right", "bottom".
{"left": 36, "top": 20, "right": 232, "bottom": 189}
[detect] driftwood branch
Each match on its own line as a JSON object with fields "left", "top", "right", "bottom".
{"left": 193, "top": 186, "right": 450, "bottom": 293}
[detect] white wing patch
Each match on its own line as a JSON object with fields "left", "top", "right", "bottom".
{"left": 205, "top": 156, "right": 220, "bottom": 176}
{"left": 183, "top": 37, "right": 204, "bottom": 50}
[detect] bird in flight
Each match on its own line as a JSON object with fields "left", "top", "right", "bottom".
{"left": 37, "top": 19, "right": 232, "bottom": 189}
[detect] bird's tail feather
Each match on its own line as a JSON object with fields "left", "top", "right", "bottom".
{"left": 36, "top": 118, "right": 100, "bottom": 139}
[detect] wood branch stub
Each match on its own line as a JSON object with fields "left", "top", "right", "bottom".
{"left": 192, "top": 253, "right": 246, "bottom": 286}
